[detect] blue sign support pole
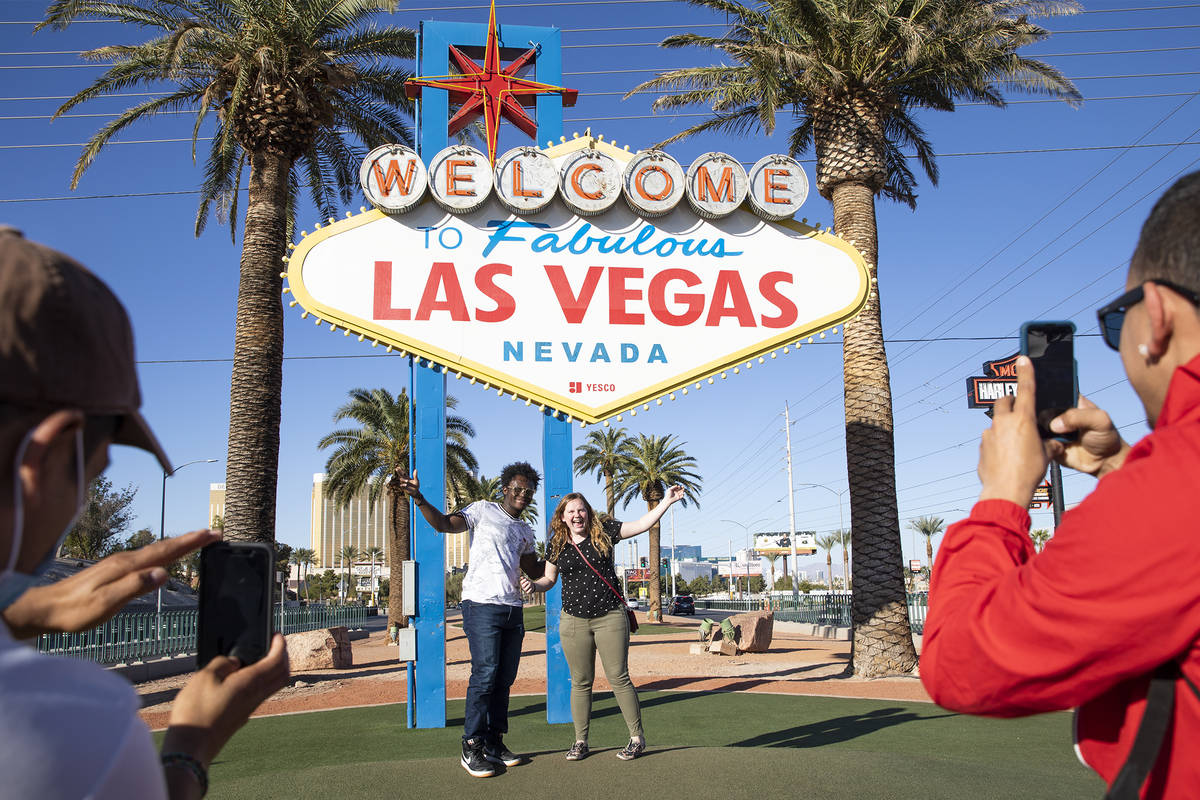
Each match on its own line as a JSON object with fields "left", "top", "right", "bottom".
{"left": 412, "top": 360, "right": 447, "bottom": 729}
{"left": 542, "top": 410, "right": 573, "bottom": 724}
{"left": 412, "top": 16, "right": 570, "bottom": 728}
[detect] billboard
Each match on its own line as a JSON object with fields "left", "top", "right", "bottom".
{"left": 753, "top": 532, "right": 818, "bottom": 556}
{"left": 284, "top": 135, "right": 870, "bottom": 424}
{"left": 717, "top": 561, "right": 763, "bottom": 577}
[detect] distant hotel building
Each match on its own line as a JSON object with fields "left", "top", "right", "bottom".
{"left": 310, "top": 474, "right": 469, "bottom": 572}
{"left": 662, "top": 545, "right": 701, "bottom": 561}
{"left": 209, "top": 483, "right": 225, "bottom": 527}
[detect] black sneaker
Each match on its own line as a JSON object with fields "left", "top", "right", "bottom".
{"left": 483, "top": 736, "right": 522, "bottom": 767}
{"left": 616, "top": 738, "right": 645, "bottom": 761}
{"left": 565, "top": 741, "right": 589, "bottom": 761}
{"left": 461, "top": 738, "right": 497, "bottom": 777}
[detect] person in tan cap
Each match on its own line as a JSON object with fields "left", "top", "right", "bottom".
{"left": 0, "top": 227, "right": 289, "bottom": 799}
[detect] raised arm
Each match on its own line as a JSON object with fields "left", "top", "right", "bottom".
{"left": 3, "top": 529, "right": 220, "bottom": 639}
{"left": 394, "top": 471, "right": 467, "bottom": 533}
{"left": 618, "top": 485, "right": 685, "bottom": 539}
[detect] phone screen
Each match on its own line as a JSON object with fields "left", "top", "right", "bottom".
{"left": 198, "top": 542, "right": 273, "bottom": 667}
{"left": 1023, "top": 322, "right": 1077, "bottom": 439}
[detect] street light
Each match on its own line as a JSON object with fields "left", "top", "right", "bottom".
{"left": 721, "top": 517, "right": 768, "bottom": 600}
{"left": 794, "top": 483, "right": 849, "bottom": 590}
{"left": 157, "top": 458, "right": 219, "bottom": 639}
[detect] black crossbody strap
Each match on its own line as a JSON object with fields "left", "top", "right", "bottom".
{"left": 569, "top": 539, "right": 628, "bottom": 609}
{"left": 1103, "top": 663, "right": 1180, "bottom": 800}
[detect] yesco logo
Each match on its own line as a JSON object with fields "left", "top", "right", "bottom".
{"left": 569, "top": 381, "right": 614, "bottom": 394}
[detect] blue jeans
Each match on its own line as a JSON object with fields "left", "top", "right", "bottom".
{"left": 460, "top": 600, "right": 525, "bottom": 743}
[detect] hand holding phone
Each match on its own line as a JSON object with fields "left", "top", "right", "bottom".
{"left": 198, "top": 542, "right": 274, "bottom": 668}
{"left": 1019, "top": 321, "right": 1079, "bottom": 441}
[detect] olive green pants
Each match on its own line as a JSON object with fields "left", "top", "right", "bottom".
{"left": 560, "top": 607, "right": 643, "bottom": 742}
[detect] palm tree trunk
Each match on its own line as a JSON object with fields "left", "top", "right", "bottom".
{"left": 826, "top": 553, "right": 833, "bottom": 591}
{"left": 926, "top": 537, "right": 934, "bottom": 571}
{"left": 603, "top": 469, "right": 615, "bottom": 516}
{"left": 646, "top": 491, "right": 663, "bottom": 621}
{"left": 388, "top": 473, "right": 411, "bottom": 629}
{"left": 223, "top": 150, "right": 289, "bottom": 544}
{"left": 832, "top": 179, "right": 917, "bottom": 677}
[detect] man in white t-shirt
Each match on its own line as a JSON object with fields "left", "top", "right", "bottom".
{"left": 400, "top": 462, "right": 542, "bottom": 778}
{"left": 0, "top": 228, "right": 289, "bottom": 799}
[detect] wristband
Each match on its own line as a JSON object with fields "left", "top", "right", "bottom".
{"left": 161, "top": 752, "right": 208, "bottom": 796}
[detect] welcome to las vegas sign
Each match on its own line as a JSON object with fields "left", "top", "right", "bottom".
{"left": 282, "top": 134, "right": 870, "bottom": 425}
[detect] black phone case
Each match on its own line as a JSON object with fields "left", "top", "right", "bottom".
{"left": 197, "top": 541, "right": 274, "bottom": 668}
{"left": 1019, "top": 320, "right": 1078, "bottom": 442}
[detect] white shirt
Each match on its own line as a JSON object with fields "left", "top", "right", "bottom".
{"left": 459, "top": 501, "right": 536, "bottom": 607}
{"left": 0, "top": 622, "right": 167, "bottom": 799}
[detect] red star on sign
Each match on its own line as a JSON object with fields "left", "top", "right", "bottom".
{"left": 405, "top": 0, "right": 579, "bottom": 165}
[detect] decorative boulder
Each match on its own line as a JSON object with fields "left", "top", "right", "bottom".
{"left": 286, "top": 626, "right": 353, "bottom": 670}
{"left": 726, "top": 610, "right": 774, "bottom": 653}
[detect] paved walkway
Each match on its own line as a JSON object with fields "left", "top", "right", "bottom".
{"left": 138, "top": 612, "right": 929, "bottom": 730}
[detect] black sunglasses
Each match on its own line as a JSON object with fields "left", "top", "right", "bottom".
{"left": 1096, "top": 279, "right": 1200, "bottom": 350}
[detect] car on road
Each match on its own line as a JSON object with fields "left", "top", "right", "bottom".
{"left": 667, "top": 595, "right": 695, "bottom": 615}
{"left": 626, "top": 597, "right": 641, "bottom": 610}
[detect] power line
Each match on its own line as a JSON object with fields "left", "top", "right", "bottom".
{"left": 127, "top": 332, "right": 1105, "bottom": 366}
{"left": 2, "top": 135, "right": 1195, "bottom": 158}
{"left": 1, "top": 1, "right": 1196, "bottom": 24}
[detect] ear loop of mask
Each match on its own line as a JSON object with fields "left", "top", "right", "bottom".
{"left": 3, "top": 426, "right": 84, "bottom": 577}
{"left": 3, "top": 427, "right": 37, "bottom": 577}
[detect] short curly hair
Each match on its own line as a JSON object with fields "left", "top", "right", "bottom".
{"left": 499, "top": 461, "right": 540, "bottom": 491}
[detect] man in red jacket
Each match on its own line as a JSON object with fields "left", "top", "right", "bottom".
{"left": 920, "top": 172, "right": 1200, "bottom": 799}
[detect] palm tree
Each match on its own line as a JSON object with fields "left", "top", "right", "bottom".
{"left": 907, "top": 515, "right": 946, "bottom": 571}
{"left": 614, "top": 434, "right": 702, "bottom": 621}
{"left": 318, "top": 388, "right": 476, "bottom": 628}
{"left": 292, "top": 547, "right": 317, "bottom": 601}
{"left": 364, "top": 545, "right": 384, "bottom": 605}
{"left": 39, "top": 1, "right": 416, "bottom": 546}
{"left": 574, "top": 427, "right": 630, "bottom": 516}
{"left": 630, "top": 0, "right": 1079, "bottom": 676}
{"left": 1030, "top": 528, "right": 1052, "bottom": 553}
{"left": 338, "top": 544, "right": 359, "bottom": 602}
{"left": 816, "top": 533, "right": 838, "bottom": 591}
{"left": 836, "top": 528, "right": 852, "bottom": 591}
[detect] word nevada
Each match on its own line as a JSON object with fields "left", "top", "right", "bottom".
{"left": 359, "top": 142, "right": 809, "bottom": 222}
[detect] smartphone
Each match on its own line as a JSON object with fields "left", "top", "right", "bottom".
{"left": 197, "top": 541, "right": 274, "bottom": 668}
{"left": 1019, "top": 320, "right": 1078, "bottom": 440}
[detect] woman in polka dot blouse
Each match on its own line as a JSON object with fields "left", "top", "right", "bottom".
{"left": 522, "top": 486, "right": 684, "bottom": 762}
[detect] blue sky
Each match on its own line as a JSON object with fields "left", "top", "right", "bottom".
{"left": 2, "top": 0, "right": 1198, "bottom": 576}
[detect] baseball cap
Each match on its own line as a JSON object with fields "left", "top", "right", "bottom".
{"left": 0, "top": 226, "right": 173, "bottom": 472}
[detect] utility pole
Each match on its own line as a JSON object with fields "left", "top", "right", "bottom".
{"left": 784, "top": 403, "right": 799, "bottom": 604}
{"left": 670, "top": 506, "right": 677, "bottom": 598}
{"left": 728, "top": 538, "right": 734, "bottom": 599}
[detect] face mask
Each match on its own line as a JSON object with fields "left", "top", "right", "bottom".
{"left": 0, "top": 426, "right": 85, "bottom": 612}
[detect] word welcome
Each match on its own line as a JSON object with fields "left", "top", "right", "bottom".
{"left": 360, "top": 143, "right": 808, "bottom": 221}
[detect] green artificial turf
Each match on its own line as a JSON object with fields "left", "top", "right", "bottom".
{"left": 184, "top": 691, "right": 1104, "bottom": 799}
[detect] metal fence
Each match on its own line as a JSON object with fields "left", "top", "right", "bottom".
{"left": 697, "top": 592, "right": 929, "bottom": 633}
{"left": 36, "top": 605, "right": 377, "bottom": 665}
